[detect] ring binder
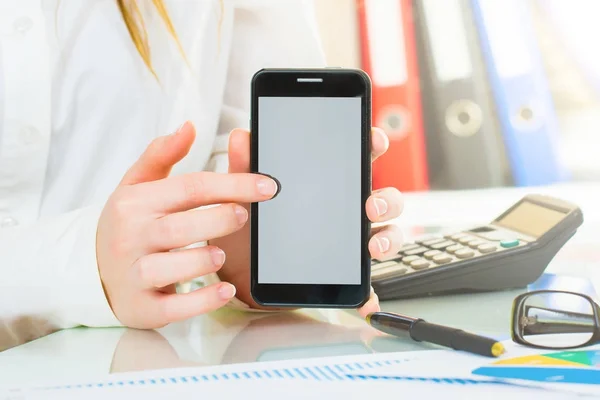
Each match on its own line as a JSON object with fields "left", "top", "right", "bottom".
{"left": 378, "top": 106, "right": 410, "bottom": 139}
{"left": 445, "top": 99, "right": 483, "bottom": 137}
{"left": 414, "top": 0, "right": 509, "bottom": 189}
{"left": 358, "top": 0, "right": 429, "bottom": 192}
{"left": 471, "top": 0, "right": 568, "bottom": 186}
{"left": 512, "top": 101, "right": 544, "bottom": 132}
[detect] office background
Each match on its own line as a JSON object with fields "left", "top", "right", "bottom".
{"left": 312, "top": 0, "right": 600, "bottom": 191}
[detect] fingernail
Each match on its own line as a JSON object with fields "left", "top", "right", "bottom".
{"left": 210, "top": 248, "right": 226, "bottom": 266}
{"left": 219, "top": 283, "right": 236, "bottom": 300}
{"left": 234, "top": 205, "right": 248, "bottom": 224}
{"left": 373, "top": 197, "right": 388, "bottom": 217}
{"left": 257, "top": 178, "right": 278, "bottom": 196}
{"left": 169, "top": 122, "right": 186, "bottom": 136}
{"left": 376, "top": 127, "right": 389, "bottom": 149}
{"left": 376, "top": 236, "right": 390, "bottom": 253}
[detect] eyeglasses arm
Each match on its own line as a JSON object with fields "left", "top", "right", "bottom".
{"left": 522, "top": 321, "right": 596, "bottom": 336}
{"left": 521, "top": 304, "right": 598, "bottom": 336}
{"left": 524, "top": 304, "right": 595, "bottom": 321}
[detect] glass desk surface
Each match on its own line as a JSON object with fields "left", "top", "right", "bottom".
{"left": 0, "top": 287, "right": 530, "bottom": 385}
{"left": 1, "top": 182, "right": 598, "bottom": 386}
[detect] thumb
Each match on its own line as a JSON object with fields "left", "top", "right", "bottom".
{"left": 228, "top": 128, "right": 251, "bottom": 174}
{"left": 121, "top": 121, "right": 196, "bottom": 185}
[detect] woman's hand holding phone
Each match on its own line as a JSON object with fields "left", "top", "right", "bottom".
{"left": 212, "top": 127, "right": 404, "bottom": 316}
{"left": 96, "top": 121, "right": 404, "bottom": 330}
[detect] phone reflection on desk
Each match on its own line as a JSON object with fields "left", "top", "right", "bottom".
{"left": 222, "top": 312, "right": 440, "bottom": 364}
{"left": 221, "top": 312, "right": 374, "bottom": 364}
{"left": 110, "top": 311, "right": 437, "bottom": 374}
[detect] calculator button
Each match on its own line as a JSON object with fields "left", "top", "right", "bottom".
{"left": 418, "top": 237, "right": 446, "bottom": 246}
{"left": 500, "top": 239, "right": 520, "bottom": 248}
{"left": 410, "top": 259, "right": 430, "bottom": 270}
{"left": 372, "top": 265, "right": 407, "bottom": 279}
{"left": 458, "top": 236, "right": 476, "bottom": 244}
{"left": 455, "top": 248, "right": 475, "bottom": 259}
{"left": 387, "top": 254, "right": 404, "bottom": 263}
{"left": 467, "top": 239, "right": 486, "bottom": 248}
{"left": 477, "top": 244, "right": 497, "bottom": 253}
{"left": 423, "top": 250, "right": 442, "bottom": 259}
{"left": 371, "top": 260, "right": 398, "bottom": 270}
{"left": 415, "top": 236, "right": 435, "bottom": 244}
{"left": 445, "top": 244, "right": 463, "bottom": 254}
{"left": 432, "top": 254, "right": 453, "bottom": 264}
{"left": 402, "top": 255, "right": 420, "bottom": 264}
{"left": 404, "top": 246, "right": 429, "bottom": 256}
{"left": 399, "top": 243, "right": 420, "bottom": 252}
{"left": 430, "top": 240, "right": 455, "bottom": 250}
{"left": 445, "top": 232, "right": 467, "bottom": 240}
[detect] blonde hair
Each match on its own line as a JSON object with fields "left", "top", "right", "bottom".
{"left": 116, "top": 0, "right": 185, "bottom": 79}
{"left": 117, "top": 0, "right": 223, "bottom": 79}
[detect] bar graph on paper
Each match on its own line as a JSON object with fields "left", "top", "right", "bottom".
{"left": 34, "top": 353, "right": 506, "bottom": 394}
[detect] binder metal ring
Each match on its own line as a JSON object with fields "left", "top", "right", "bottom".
{"left": 445, "top": 99, "right": 483, "bottom": 137}
{"left": 378, "top": 106, "right": 410, "bottom": 140}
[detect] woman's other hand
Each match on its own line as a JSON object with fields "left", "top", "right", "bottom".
{"left": 96, "top": 122, "right": 278, "bottom": 329}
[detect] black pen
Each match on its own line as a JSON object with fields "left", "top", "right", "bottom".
{"left": 366, "top": 311, "right": 505, "bottom": 358}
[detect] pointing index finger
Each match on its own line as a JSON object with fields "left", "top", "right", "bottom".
{"left": 136, "top": 171, "right": 278, "bottom": 214}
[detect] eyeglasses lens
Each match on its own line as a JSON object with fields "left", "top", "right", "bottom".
{"left": 518, "top": 292, "right": 595, "bottom": 348}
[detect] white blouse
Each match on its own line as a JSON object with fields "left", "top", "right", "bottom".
{"left": 0, "top": 0, "right": 326, "bottom": 341}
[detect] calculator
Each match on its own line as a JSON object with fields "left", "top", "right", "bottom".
{"left": 371, "top": 194, "right": 584, "bottom": 300}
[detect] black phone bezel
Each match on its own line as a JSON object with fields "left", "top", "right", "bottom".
{"left": 249, "top": 68, "right": 372, "bottom": 308}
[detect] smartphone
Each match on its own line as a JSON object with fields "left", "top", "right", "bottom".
{"left": 249, "top": 68, "right": 372, "bottom": 308}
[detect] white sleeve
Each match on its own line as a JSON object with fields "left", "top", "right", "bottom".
{"left": 0, "top": 204, "right": 122, "bottom": 339}
{"left": 201, "top": 0, "right": 326, "bottom": 311}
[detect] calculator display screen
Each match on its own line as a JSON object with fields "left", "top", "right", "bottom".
{"left": 496, "top": 201, "right": 568, "bottom": 237}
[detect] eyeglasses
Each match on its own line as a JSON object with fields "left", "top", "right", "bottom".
{"left": 511, "top": 290, "right": 600, "bottom": 350}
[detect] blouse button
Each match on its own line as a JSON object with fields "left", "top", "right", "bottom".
{"left": 13, "top": 16, "right": 34, "bottom": 36}
{"left": 20, "top": 125, "right": 40, "bottom": 145}
{"left": 0, "top": 217, "right": 19, "bottom": 228}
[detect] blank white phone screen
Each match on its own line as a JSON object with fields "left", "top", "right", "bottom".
{"left": 257, "top": 96, "right": 362, "bottom": 285}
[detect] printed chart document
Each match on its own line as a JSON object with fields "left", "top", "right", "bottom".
{"left": 345, "top": 340, "right": 600, "bottom": 397}
{"left": 0, "top": 344, "right": 592, "bottom": 400}
{"left": 0, "top": 380, "right": 584, "bottom": 400}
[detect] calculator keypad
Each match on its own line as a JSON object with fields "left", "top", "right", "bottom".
{"left": 371, "top": 229, "right": 525, "bottom": 281}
